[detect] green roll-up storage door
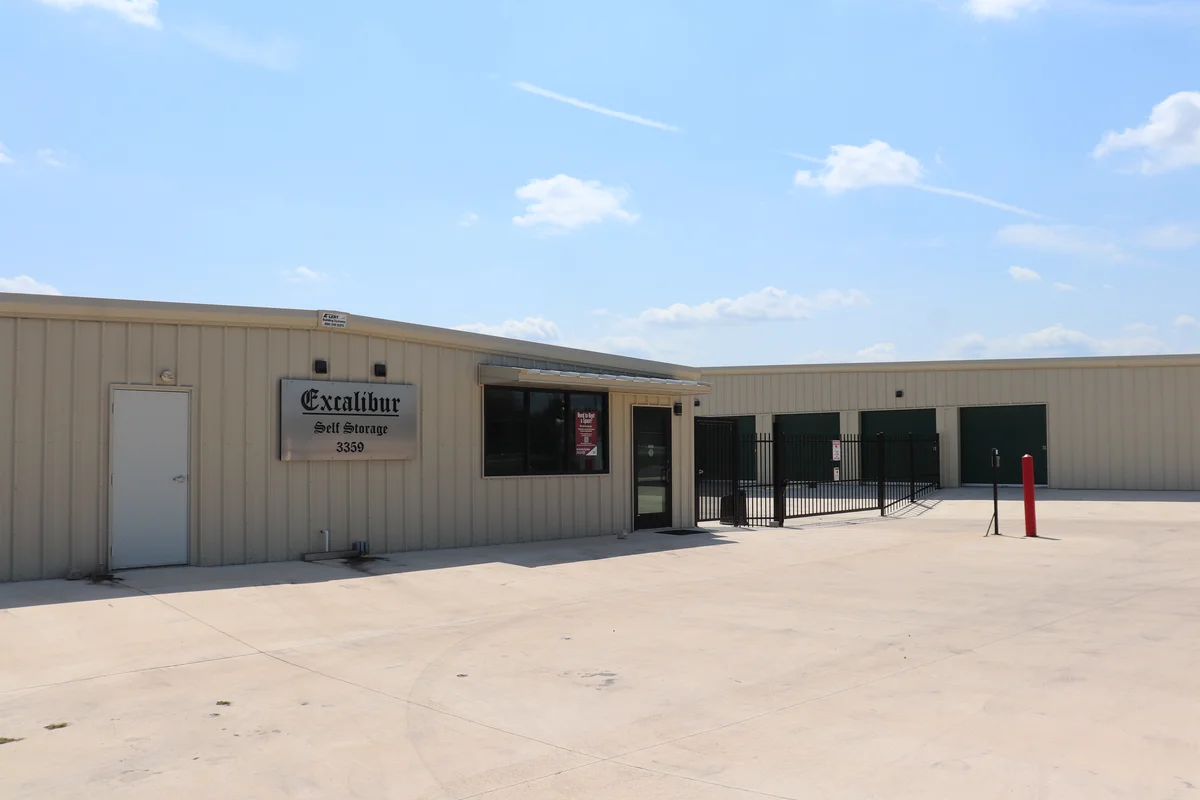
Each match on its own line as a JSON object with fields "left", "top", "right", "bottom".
{"left": 776, "top": 412, "right": 840, "bottom": 481}
{"left": 959, "top": 405, "right": 1048, "bottom": 485}
{"left": 860, "top": 409, "right": 937, "bottom": 481}
{"left": 736, "top": 415, "right": 757, "bottom": 481}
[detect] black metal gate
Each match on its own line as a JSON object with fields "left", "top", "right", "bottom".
{"left": 695, "top": 420, "right": 940, "bottom": 525}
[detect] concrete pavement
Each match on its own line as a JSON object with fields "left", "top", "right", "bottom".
{"left": 1, "top": 489, "right": 1198, "bottom": 799}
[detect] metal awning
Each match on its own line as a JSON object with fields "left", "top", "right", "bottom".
{"left": 478, "top": 365, "right": 712, "bottom": 396}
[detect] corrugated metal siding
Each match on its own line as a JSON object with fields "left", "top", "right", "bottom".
{"left": 0, "top": 317, "right": 696, "bottom": 582}
{"left": 700, "top": 365, "right": 1200, "bottom": 491}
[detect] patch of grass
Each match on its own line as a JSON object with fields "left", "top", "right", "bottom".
{"left": 44, "top": 722, "right": 69, "bottom": 731}
{"left": 0, "top": 737, "right": 24, "bottom": 745}
{"left": 216, "top": 700, "right": 231, "bottom": 706}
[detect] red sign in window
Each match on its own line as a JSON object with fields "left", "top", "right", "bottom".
{"left": 575, "top": 410, "right": 599, "bottom": 456}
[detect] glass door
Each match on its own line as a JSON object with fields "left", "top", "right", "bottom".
{"left": 633, "top": 406, "right": 673, "bottom": 530}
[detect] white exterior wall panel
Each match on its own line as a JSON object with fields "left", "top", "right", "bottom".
{"left": 0, "top": 313, "right": 698, "bottom": 582}
{"left": 700, "top": 360, "right": 1200, "bottom": 492}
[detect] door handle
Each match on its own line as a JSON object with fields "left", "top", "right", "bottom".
{"left": 172, "top": 475, "right": 187, "bottom": 483}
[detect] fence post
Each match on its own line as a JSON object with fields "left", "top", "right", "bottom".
{"left": 877, "top": 432, "right": 886, "bottom": 515}
{"left": 908, "top": 432, "right": 916, "bottom": 501}
{"left": 730, "top": 423, "right": 743, "bottom": 526}
{"left": 935, "top": 432, "right": 942, "bottom": 489}
{"left": 772, "top": 425, "right": 785, "bottom": 526}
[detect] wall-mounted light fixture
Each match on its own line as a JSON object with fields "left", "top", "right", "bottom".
{"left": 314, "top": 359, "right": 328, "bottom": 375}
{"left": 159, "top": 369, "right": 175, "bottom": 384}
{"left": 673, "top": 401, "right": 683, "bottom": 416}
{"left": 895, "top": 390, "right": 904, "bottom": 398}
{"left": 694, "top": 398, "right": 701, "bottom": 407}
{"left": 374, "top": 363, "right": 387, "bottom": 378}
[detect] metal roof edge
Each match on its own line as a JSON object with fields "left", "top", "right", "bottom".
{"left": 699, "top": 353, "right": 1200, "bottom": 375}
{"left": 0, "top": 293, "right": 701, "bottom": 380}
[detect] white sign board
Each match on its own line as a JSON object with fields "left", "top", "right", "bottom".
{"left": 280, "top": 379, "right": 418, "bottom": 461}
{"left": 832, "top": 439, "right": 842, "bottom": 462}
{"left": 833, "top": 466, "right": 841, "bottom": 482}
{"left": 318, "top": 310, "right": 348, "bottom": 329}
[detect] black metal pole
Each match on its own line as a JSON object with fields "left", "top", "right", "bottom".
{"left": 935, "top": 433, "right": 942, "bottom": 490}
{"left": 877, "top": 432, "right": 886, "bottom": 515}
{"left": 731, "top": 423, "right": 742, "bottom": 527}
{"left": 773, "top": 425, "right": 785, "bottom": 526}
{"left": 908, "top": 432, "right": 916, "bottom": 501}
{"left": 992, "top": 447, "right": 1000, "bottom": 536}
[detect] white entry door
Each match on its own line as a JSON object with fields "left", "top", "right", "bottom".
{"left": 111, "top": 389, "right": 190, "bottom": 569}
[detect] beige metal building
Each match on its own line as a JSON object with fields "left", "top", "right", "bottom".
{"left": 0, "top": 295, "right": 708, "bottom": 583}
{"left": 3, "top": 293, "right": 1199, "bottom": 583}
{"left": 699, "top": 356, "right": 1200, "bottom": 491}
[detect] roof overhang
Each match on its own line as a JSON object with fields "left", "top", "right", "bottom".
{"left": 479, "top": 365, "right": 712, "bottom": 396}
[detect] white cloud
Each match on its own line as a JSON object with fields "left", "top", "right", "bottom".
{"left": 1175, "top": 314, "right": 1200, "bottom": 328}
{"left": 34, "top": 0, "right": 159, "bottom": 27}
{"left": 1125, "top": 322, "right": 1156, "bottom": 334}
{"left": 948, "top": 323, "right": 1164, "bottom": 358}
{"left": 997, "top": 224, "right": 1126, "bottom": 261}
{"left": 455, "top": 317, "right": 561, "bottom": 342}
{"left": 458, "top": 212, "right": 480, "bottom": 228}
{"left": 1139, "top": 223, "right": 1200, "bottom": 250}
{"left": 511, "top": 82, "right": 680, "bottom": 133}
{"left": 281, "top": 266, "right": 325, "bottom": 283}
{"left": 0, "top": 275, "right": 62, "bottom": 295}
{"left": 856, "top": 342, "right": 897, "bottom": 361}
{"left": 638, "top": 286, "right": 871, "bottom": 326}
{"left": 0, "top": 143, "right": 12, "bottom": 165}
{"left": 1094, "top": 91, "right": 1200, "bottom": 174}
{"left": 794, "top": 141, "right": 923, "bottom": 193}
{"left": 965, "top": 0, "right": 1044, "bottom": 19}
{"left": 37, "top": 149, "right": 67, "bottom": 168}
{"left": 1008, "top": 266, "right": 1042, "bottom": 282}
{"left": 793, "top": 141, "right": 1041, "bottom": 217}
{"left": 180, "top": 24, "right": 300, "bottom": 71}
{"left": 512, "top": 174, "right": 637, "bottom": 231}
{"left": 1053, "top": 282, "right": 1078, "bottom": 292}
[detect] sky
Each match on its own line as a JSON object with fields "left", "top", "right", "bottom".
{"left": 1, "top": 0, "right": 1199, "bottom": 367}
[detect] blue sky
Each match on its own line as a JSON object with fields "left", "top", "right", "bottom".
{"left": 2, "top": 0, "right": 1199, "bottom": 366}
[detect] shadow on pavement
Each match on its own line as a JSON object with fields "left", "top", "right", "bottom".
{"left": 0, "top": 529, "right": 734, "bottom": 610}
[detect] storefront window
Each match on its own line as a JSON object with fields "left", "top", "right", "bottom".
{"left": 484, "top": 387, "right": 608, "bottom": 476}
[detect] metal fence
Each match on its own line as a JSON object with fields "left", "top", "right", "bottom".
{"left": 695, "top": 421, "right": 940, "bottom": 526}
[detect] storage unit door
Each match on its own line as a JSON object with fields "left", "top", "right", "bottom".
{"left": 959, "top": 404, "right": 1048, "bottom": 485}
{"left": 859, "top": 409, "right": 937, "bottom": 482}
{"left": 776, "top": 412, "right": 840, "bottom": 481}
{"left": 734, "top": 415, "right": 756, "bottom": 481}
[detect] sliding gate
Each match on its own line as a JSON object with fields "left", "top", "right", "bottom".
{"left": 695, "top": 419, "right": 940, "bottom": 525}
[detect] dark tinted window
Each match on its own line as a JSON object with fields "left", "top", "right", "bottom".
{"left": 528, "top": 392, "right": 566, "bottom": 473}
{"left": 483, "top": 388, "right": 608, "bottom": 476}
{"left": 483, "top": 388, "right": 526, "bottom": 476}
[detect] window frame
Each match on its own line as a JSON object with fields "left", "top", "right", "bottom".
{"left": 482, "top": 386, "right": 610, "bottom": 478}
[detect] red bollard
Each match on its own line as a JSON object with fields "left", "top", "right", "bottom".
{"left": 1022, "top": 454, "right": 1037, "bottom": 537}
